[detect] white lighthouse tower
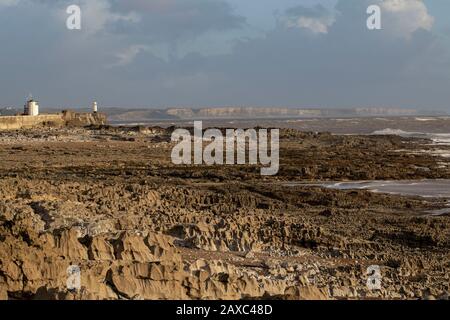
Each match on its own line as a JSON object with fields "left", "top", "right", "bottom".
{"left": 24, "top": 99, "right": 39, "bottom": 116}
{"left": 92, "top": 101, "right": 98, "bottom": 113}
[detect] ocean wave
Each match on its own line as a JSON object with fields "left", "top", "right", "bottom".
{"left": 371, "top": 128, "right": 450, "bottom": 145}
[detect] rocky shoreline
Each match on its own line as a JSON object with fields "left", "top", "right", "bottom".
{"left": 0, "top": 126, "right": 449, "bottom": 300}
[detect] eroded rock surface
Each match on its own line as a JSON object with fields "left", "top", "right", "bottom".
{"left": 0, "top": 127, "right": 449, "bottom": 300}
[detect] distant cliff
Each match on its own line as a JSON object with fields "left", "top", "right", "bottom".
{"left": 107, "top": 106, "right": 440, "bottom": 122}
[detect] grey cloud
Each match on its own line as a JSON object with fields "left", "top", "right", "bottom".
{"left": 285, "top": 4, "right": 331, "bottom": 19}
{"left": 109, "top": 0, "right": 450, "bottom": 109}
{"left": 282, "top": 4, "right": 336, "bottom": 34}
{"left": 18, "top": 0, "right": 246, "bottom": 40}
{"left": 109, "top": 0, "right": 245, "bottom": 41}
{"left": 0, "top": 0, "right": 449, "bottom": 111}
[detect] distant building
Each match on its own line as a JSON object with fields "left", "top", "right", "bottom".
{"left": 24, "top": 99, "right": 39, "bottom": 116}
{"left": 92, "top": 101, "right": 98, "bottom": 113}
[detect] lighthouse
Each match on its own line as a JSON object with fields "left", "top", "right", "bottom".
{"left": 92, "top": 101, "right": 98, "bottom": 113}
{"left": 24, "top": 99, "right": 39, "bottom": 116}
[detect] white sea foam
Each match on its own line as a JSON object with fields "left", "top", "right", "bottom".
{"left": 322, "top": 180, "right": 450, "bottom": 198}
{"left": 426, "top": 208, "right": 450, "bottom": 216}
{"left": 372, "top": 128, "right": 424, "bottom": 137}
{"left": 285, "top": 180, "right": 450, "bottom": 198}
{"left": 372, "top": 128, "right": 450, "bottom": 145}
{"left": 334, "top": 118, "right": 358, "bottom": 122}
{"left": 431, "top": 150, "right": 450, "bottom": 158}
{"left": 429, "top": 134, "right": 450, "bottom": 145}
{"left": 414, "top": 117, "right": 437, "bottom": 121}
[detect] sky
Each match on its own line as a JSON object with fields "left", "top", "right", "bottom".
{"left": 0, "top": 0, "right": 450, "bottom": 111}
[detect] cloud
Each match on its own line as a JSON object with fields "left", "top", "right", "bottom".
{"left": 0, "top": 0, "right": 449, "bottom": 111}
{"left": 283, "top": 4, "right": 336, "bottom": 34}
{"left": 49, "top": 0, "right": 139, "bottom": 36}
{"left": 0, "top": 0, "right": 19, "bottom": 7}
{"left": 109, "top": 0, "right": 245, "bottom": 41}
{"left": 109, "top": 44, "right": 151, "bottom": 67}
{"left": 286, "top": 0, "right": 432, "bottom": 38}
{"left": 381, "top": 0, "right": 434, "bottom": 39}
{"left": 137, "top": 0, "right": 445, "bottom": 109}
{"left": 81, "top": 0, "right": 139, "bottom": 35}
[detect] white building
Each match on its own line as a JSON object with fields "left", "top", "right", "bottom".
{"left": 92, "top": 101, "right": 98, "bottom": 113}
{"left": 24, "top": 99, "right": 39, "bottom": 116}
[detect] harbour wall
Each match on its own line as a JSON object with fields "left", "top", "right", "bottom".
{"left": 0, "top": 111, "right": 107, "bottom": 130}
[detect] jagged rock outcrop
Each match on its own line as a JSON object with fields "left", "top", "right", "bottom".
{"left": 0, "top": 126, "right": 449, "bottom": 300}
